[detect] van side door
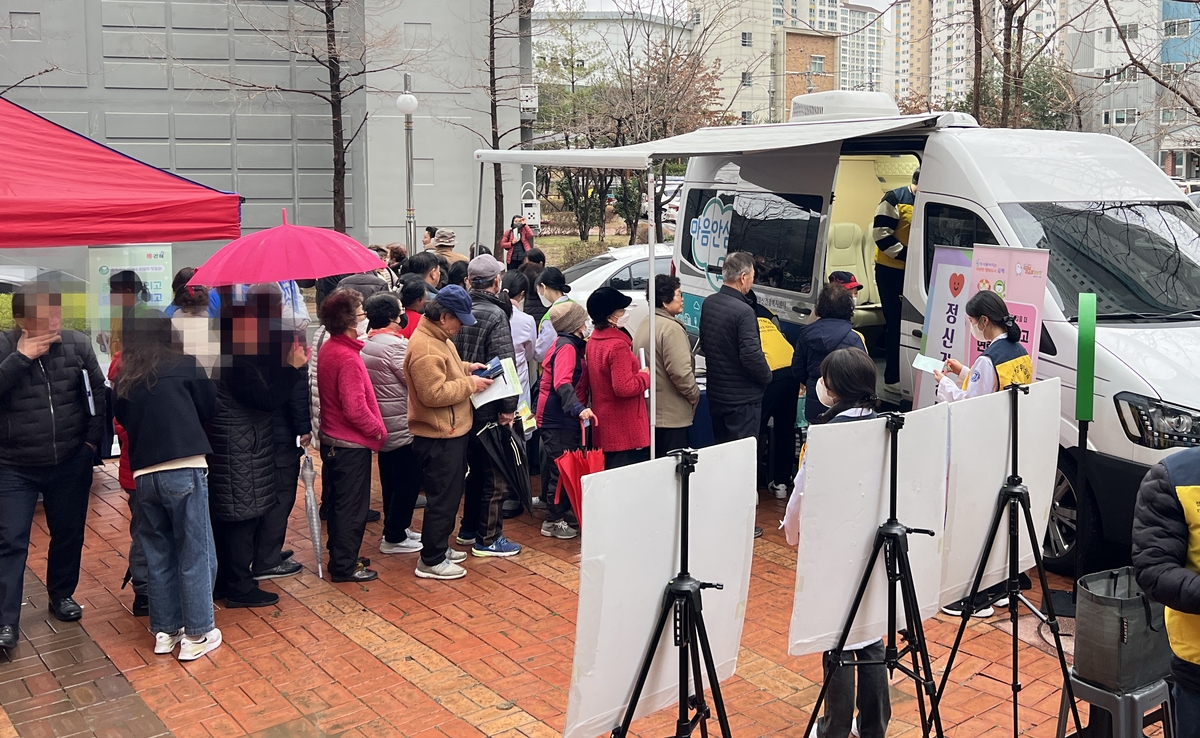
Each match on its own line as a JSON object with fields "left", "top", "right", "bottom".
{"left": 902, "top": 197, "right": 1002, "bottom": 400}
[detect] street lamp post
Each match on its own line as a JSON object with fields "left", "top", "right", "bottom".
{"left": 395, "top": 73, "right": 419, "bottom": 250}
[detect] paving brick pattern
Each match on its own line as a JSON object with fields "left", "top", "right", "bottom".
{"left": 0, "top": 461, "right": 1159, "bottom": 737}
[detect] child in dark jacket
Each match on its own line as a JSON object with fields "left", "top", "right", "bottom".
{"left": 114, "top": 311, "right": 222, "bottom": 662}
{"left": 535, "top": 301, "right": 594, "bottom": 540}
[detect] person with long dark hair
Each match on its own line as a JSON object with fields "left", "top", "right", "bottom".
{"left": 780, "top": 347, "right": 888, "bottom": 738}
{"left": 934, "top": 290, "right": 1032, "bottom": 402}
{"left": 114, "top": 311, "right": 221, "bottom": 661}
{"left": 500, "top": 214, "right": 534, "bottom": 267}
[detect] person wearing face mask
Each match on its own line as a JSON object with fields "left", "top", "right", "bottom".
{"left": 403, "top": 286, "right": 495, "bottom": 580}
{"left": 933, "top": 290, "right": 1033, "bottom": 619}
{"left": 827, "top": 271, "right": 866, "bottom": 309}
{"left": 584, "top": 287, "right": 651, "bottom": 469}
{"left": 533, "top": 267, "right": 575, "bottom": 362}
{"left": 780, "top": 348, "right": 889, "bottom": 738}
{"left": 933, "top": 290, "right": 1032, "bottom": 404}
{"left": 792, "top": 282, "right": 868, "bottom": 426}
{"left": 500, "top": 215, "right": 534, "bottom": 268}
{"left": 632, "top": 275, "right": 700, "bottom": 458}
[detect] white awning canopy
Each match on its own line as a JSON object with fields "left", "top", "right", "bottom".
{"left": 474, "top": 113, "right": 971, "bottom": 169}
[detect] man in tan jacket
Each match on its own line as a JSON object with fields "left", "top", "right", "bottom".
{"left": 633, "top": 274, "right": 700, "bottom": 457}
{"left": 404, "top": 285, "right": 491, "bottom": 580}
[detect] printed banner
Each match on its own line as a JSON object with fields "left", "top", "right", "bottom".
{"left": 913, "top": 247, "right": 972, "bottom": 409}
{"left": 966, "top": 245, "right": 1049, "bottom": 376}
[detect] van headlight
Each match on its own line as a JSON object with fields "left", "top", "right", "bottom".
{"left": 1114, "top": 392, "right": 1200, "bottom": 450}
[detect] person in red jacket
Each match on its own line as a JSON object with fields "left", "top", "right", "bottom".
{"left": 316, "top": 288, "right": 388, "bottom": 583}
{"left": 585, "top": 287, "right": 651, "bottom": 468}
{"left": 500, "top": 215, "right": 534, "bottom": 267}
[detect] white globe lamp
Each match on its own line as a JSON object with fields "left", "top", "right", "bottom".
{"left": 395, "top": 94, "right": 419, "bottom": 115}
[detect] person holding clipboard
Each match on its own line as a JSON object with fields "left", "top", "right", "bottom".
{"left": 932, "top": 290, "right": 1033, "bottom": 618}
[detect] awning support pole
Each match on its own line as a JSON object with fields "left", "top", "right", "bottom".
{"left": 474, "top": 162, "right": 485, "bottom": 250}
{"left": 647, "top": 162, "right": 658, "bottom": 460}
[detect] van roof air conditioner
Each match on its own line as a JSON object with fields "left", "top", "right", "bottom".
{"left": 789, "top": 91, "right": 900, "bottom": 122}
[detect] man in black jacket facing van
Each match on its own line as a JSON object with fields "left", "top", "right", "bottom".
{"left": 0, "top": 284, "right": 106, "bottom": 647}
{"left": 1132, "top": 446, "right": 1200, "bottom": 735}
{"left": 699, "top": 251, "right": 773, "bottom": 445}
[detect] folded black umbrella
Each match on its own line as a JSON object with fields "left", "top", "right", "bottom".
{"left": 476, "top": 422, "right": 535, "bottom": 518}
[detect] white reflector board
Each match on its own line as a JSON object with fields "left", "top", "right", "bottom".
{"left": 789, "top": 403, "right": 949, "bottom": 656}
{"left": 939, "top": 378, "right": 1060, "bottom": 606}
{"left": 565, "top": 439, "right": 757, "bottom": 738}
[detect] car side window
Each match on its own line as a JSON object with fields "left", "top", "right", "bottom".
{"left": 607, "top": 266, "right": 633, "bottom": 291}
{"left": 629, "top": 260, "right": 650, "bottom": 291}
{"left": 923, "top": 202, "right": 999, "bottom": 288}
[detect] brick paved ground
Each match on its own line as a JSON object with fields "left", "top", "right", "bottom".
{"left": 0, "top": 461, "right": 1161, "bottom": 737}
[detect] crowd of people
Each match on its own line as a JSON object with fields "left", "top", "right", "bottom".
{"left": 0, "top": 212, "right": 1040, "bottom": 733}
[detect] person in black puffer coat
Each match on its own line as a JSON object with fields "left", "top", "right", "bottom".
{"left": 0, "top": 285, "right": 107, "bottom": 644}
{"left": 207, "top": 289, "right": 304, "bottom": 608}
{"left": 1132, "top": 446, "right": 1200, "bottom": 734}
{"left": 697, "top": 251, "right": 772, "bottom": 443}
{"left": 792, "top": 282, "right": 868, "bottom": 423}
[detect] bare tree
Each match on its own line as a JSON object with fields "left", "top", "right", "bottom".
{"left": 162, "top": 0, "right": 420, "bottom": 233}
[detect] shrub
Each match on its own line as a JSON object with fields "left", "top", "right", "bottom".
{"left": 560, "top": 240, "right": 609, "bottom": 269}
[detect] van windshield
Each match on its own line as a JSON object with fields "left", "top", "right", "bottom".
{"left": 1000, "top": 201, "right": 1200, "bottom": 319}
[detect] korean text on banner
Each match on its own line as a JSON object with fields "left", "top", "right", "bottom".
{"left": 913, "top": 247, "right": 972, "bottom": 409}
{"left": 967, "top": 245, "right": 1050, "bottom": 376}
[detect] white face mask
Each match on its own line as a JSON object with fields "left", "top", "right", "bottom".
{"left": 970, "top": 320, "right": 987, "bottom": 342}
{"left": 816, "top": 378, "right": 838, "bottom": 408}
{"left": 538, "top": 287, "right": 554, "bottom": 308}
{"left": 615, "top": 312, "right": 630, "bottom": 329}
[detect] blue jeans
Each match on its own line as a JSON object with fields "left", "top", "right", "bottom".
{"left": 0, "top": 444, "right": 94, "bottom": 626}
{"left": 133, "top": 468, "right": 218, "bottom": 636}
{"left": 1176, "top": 682, "right": 1200, "bottom": 738}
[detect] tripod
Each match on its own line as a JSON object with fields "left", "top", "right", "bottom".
{"left": 935, "top": 383, "right": 1082, "bottom": 736}
{"left": 803, "top": 414, "right": 945, "bottom": 738}
{"left": 612, "top": 449, "right": 732, "bottom": 738}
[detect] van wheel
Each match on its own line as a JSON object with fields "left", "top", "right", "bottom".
{"left": 1042, "top": 449, "right": 1100, "bottom": 576}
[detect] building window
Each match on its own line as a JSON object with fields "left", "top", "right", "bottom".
{"left": 741, "top": 32, "right": 754, "bottom": 47}
{"left": 691, "top": 10, "right": 701, "bottom": 24}
{"left": 1103, "top": 111, "right": 1110, "bottom": 125}
{"left": 1111, "top": 108, "right": 1137, "bottom": 125}
{"left": 741, "top": 72, "right": 753, "bottom": 87}
{"left": 811, "top": 55, "right": 825, "bottom": 73}
{"left": 741, "top": 111, "right": 754, "bottom": 125}
{"left": 1104, "top": 27, "right": 1111, "bottom": 42}
{"left": 1119, "top": 23, "right": 1138, "bottom": 40}
{"left": 1165, "top": 19, "right": 1190, "bottom": 37}
{"left": 1163, "top": 109, "right": 1182, "bottom": 123}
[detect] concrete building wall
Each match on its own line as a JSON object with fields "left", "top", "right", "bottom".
{"left": 695, "top": 0, "right": 773, "bottom": 123}
{"left": 0, "top": 0, "right": 368, "bottom": 264}
{"left": 363, "top": 0, "right": 525, "bottom": 252}
{"left": 839, "top": 2, "right": 885, "bottom": 90}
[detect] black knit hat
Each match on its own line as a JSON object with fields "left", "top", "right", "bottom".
{"left": 586, "top": 286, "right": 632, "bottom": 325}
{"left": 537, "top": 267, "right": 571, "bottom": 294}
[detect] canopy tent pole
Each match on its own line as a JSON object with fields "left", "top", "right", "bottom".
{"left": 474, "top": 162, "right": 485, "bottom": 252}
{"left": 647, "top": 163, "right": 657, "bottom": 459}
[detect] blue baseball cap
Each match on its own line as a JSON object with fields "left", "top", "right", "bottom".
{"left": 436, "top": 284, "right": 476, "bottom": 326}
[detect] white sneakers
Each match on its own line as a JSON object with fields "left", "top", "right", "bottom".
{"left": 415, "top": 559, "right": 467, "bottom": 580}
{"left": 769, "top": 483, "right": 789, "bottom": 500}
{"left": 178, "top": 629, "right": 222, "bottom": 662}
{"left": 155, "top": 627, "right": 222, "bottom": 661}
{"left": 154, "top": 628, "right": 184, "bottom": 655}
{"left": 380, "top": 528, "right": 423, "bottom": 554}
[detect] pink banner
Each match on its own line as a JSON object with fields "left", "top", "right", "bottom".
{"left": 966, "top": 246, "right": 1050, "bottom": 377}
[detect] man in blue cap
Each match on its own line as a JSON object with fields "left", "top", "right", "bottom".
{"left": 403, "top": 285, "right": 494, "bottom": 580}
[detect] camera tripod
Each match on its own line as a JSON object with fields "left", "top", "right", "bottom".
{"left": 934, "top": 383, "right": 1082, "bottom": 736}
{"left": 612, "top": 449, "right": 732, "bottom": 738}
{"left": 802, "top": 414, "right": 945, "bottom": 738}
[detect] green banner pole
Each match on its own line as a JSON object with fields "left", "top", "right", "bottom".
{"left": 1076, "top": 294, "right": 1096, "bottom": 422}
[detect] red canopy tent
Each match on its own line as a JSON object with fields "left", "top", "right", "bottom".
{"left": 0, "top": 97, "right": 241, "bottom": 247}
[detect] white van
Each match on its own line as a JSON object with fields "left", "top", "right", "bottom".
{"left": 673, "top": 90, "right": 1200, "bottom": 573}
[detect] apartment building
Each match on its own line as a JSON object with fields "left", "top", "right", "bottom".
{"left": 772, "top": 27, "right": 839, "bottom": 120}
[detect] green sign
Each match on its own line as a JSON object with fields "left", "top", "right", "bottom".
{"left": 1076, "top": 293, "right": 1096, "bottom": 422}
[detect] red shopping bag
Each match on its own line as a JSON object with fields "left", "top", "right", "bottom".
{"left": 554, "top": 422, "right": 603, "bottom": 528}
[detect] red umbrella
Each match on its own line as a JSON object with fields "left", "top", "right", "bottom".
{"left": 189, "top": 209, "right": 385, "bottom": 286}
{"left": 554, "top": 423, "right": 605, "bottom": 529}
